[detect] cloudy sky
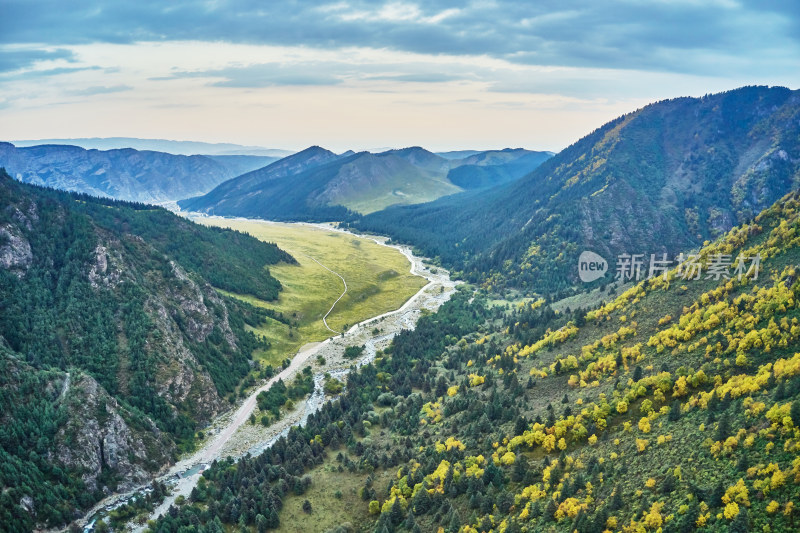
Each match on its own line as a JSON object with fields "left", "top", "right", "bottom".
{"left": 1, "top": 0, "right": 799, "bottom": 152}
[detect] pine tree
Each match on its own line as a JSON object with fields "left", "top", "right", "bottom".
{"left": 610, "top": 486, "right": 623, "bottom": 511}
{"left": 544, "top": 498, "right": 557, "bottom": 521}
{"left": 774, "top": 379, "right": 787, "bottom": 400}
{"left": 729, "top": 507, "right": 749, "bottom": 533}
{"left": 791, "top": 400, "right": 800, "bottom": 426}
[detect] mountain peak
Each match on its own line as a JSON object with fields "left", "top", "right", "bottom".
{"left": 382, "top": 146, "right": 436, "bottom": 157}
{"left": 299, "top": 145, "right": 334, "bottom": 154}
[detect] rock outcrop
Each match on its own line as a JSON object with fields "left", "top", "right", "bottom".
{"left": 52, "top": 373, "right": 174, "bottom": 493}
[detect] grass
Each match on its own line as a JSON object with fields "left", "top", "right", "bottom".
{"left": 338, "top": 167, "right": 461, "bottom": 214}
{"left": 487, "top": 295, "right": 541, "bottom": 314}
{"left": 193, "top": 218, "right": 426, "bottom": 367}
{"left": 549, "top": 279, "right": 634, "bottom": 314}
{"left": 275, "top": 456, "right": 394, "bottom": 533}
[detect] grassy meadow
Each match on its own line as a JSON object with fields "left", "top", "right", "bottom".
{"left": 274, "top": 458, "right": 395, "bottom": 532}
{"left": 193, "top": 218, "right": 427, "bottom": 366}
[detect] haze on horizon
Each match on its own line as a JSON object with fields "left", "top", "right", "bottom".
{"left": 1, "top": 0, "right": 799, "bottom": 153}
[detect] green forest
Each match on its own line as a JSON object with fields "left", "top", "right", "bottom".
{"left": 0, "top": 169, "right": 293, "bottom": 530}
{"left": 145, "top": 187, "right": 800, "bottom": 532}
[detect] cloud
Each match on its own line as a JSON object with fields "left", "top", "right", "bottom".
{"left": 366, "top": 72, "right": 466, "bottom": 83}
{"left": 160, "top": 56, "right": 477, "bottom": 88}
{"left": 0, "top": 65, "right": 102, "bottom": 81}
{"left": 2, "top": 1, "right": 797, "bottom": 76}
{"left": 68, "top": 84, "right": 132, "bottom": 96}
{"left": 162, "top": 64, "right": 346, "bottom": 88}
{"left": 0, "top": 48, "right": 76, "bottom": 73}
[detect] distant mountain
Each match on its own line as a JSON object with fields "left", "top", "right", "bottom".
{"left": 179, "top": 146, "right": 347, "bottom": 218}
{"left": 0, "top": 169, "right": 293, "bottom": 529}
{"left": 447, "top": 148, "right": 554, "bottom": 189}
{"left": 0, "top": 142, "right": 259, "bottom": 203}
{"left": 181, "top": 146, "right": 551, "bottom": 218}
{"left": 319, "top": 148, "right": 461, "bottom": 213}
{"left": 436, "top": 149, "right": 485, "bottom": 159}
{"left": 356, "top": 86, "right": 800, "bottom": 293}
{"left": 204, "top": 154, "right": 280, "bottom": 176}
{"left": 10, "top": 137, "right": 294, "bottom": 157}
{"left": 191, "top": 146, "right": 342, "bottom": 200}
{"left": 180, "top": 146, "right": 462, "bottom": 217}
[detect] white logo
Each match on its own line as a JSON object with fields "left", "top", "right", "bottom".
{"left": 578, "top": 251, "right": 607, "bottom": 282}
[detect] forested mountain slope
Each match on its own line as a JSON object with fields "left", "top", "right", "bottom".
{"left": 148, "top": 181, "right": 800, "bottom": 533}
{"left": 0, "top": 142, "right": 254, "bottom": 203}
{"left": 184, "top": 146, "right": 343, "bottom": 208}
{"left": 0, "top": 169, "right": 293, "bottom": 530}
{"left": 356, "top": 86, "right": 800, "bottom": 294}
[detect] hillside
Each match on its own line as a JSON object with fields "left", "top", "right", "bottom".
{"left": 179, "top": 146, "right": 344, "bottom": 215}
{"left": 180, "top": 146, "right": 550, "bottom": 217}
{"left": 0, "top": 169, "right": 293, "bottom": 530}
{"left": 319, "top": 149, "right": 461, "bottom": 214}
{"left": 204, "top": 154, "right": 280, "bottom": 176}
{"left": 179, "top": 146, "right": 460, "bottom": 217}
{"left": 146, "top": 181, "right": 800, "bottom": 533}
{"left": 356, "top": 86, "right": 800, "bottom": 294}
{"left": 0, "top": 142, "right": 259, "bottom": 203}
{"left": 447, "top": 148, "right": 554, "bottom": 190}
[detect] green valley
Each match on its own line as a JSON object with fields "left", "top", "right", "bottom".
{"left": 140, "top": 86, "right": 800, "bottom": 533}
{"left": 192, "top": 217, "right": 427, "bottom": 367}
{"left": 7, "top": 1, "right": 800, "bottom": 532}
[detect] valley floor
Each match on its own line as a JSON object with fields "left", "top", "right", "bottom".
{"left": 191, "top": 217, "right": 428, "bottom": 368}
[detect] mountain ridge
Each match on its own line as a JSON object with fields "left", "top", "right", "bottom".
{"left": 355, "top": 85, "right": 800, "bottom": 294}
{"left": 9, "top": 137, "right": 293, "bottom": 157}
{"left": 0, "top": 142, "right": 264, "bottom": 203}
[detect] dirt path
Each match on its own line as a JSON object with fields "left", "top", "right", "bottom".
{"left": 297, "top": 252, "right": 347, "bottom": 334}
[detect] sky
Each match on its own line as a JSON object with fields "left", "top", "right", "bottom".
{"left": 1, "top": 0, "right": 799, "bottom": 153}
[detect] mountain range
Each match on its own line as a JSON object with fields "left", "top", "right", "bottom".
{"left": 180, "top": 146, "right": 552, "bottom": 217}
{"left": 0, "top": 142, "right": 277, "bottom": 204}
{"left": 139, "top": 87, "right": 800, "bottom": 533}
{"left": 7, "top": 85, "right": 800, "bottom": 533}
{"left": 9, "top": 137, "right": 293, "bottom": 157}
